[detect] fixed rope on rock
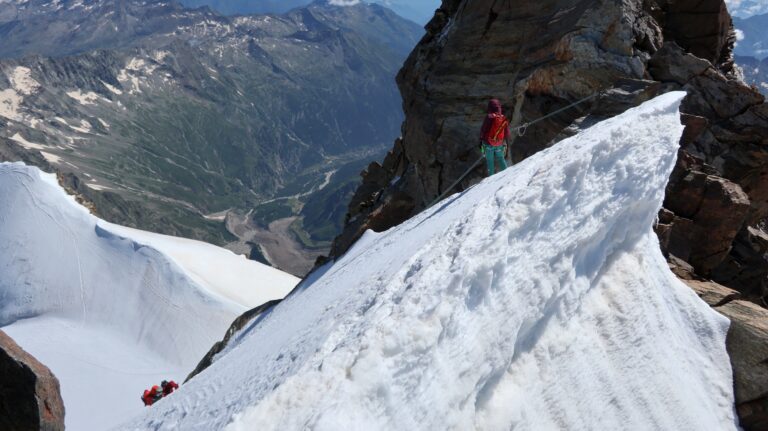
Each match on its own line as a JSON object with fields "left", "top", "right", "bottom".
{"left": 426, "top": 88, "right": 606, "bottom": 210}
{"left": 513, "top": 89, "right": 605, "bottom": 137}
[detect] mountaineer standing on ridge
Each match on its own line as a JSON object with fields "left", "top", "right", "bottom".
{"left": 479, "top": 98, "right": 511, "bottom": 176}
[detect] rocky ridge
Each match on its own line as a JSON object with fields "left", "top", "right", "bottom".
{"left": 327, "top": 1, "right": 768, "bottom": 427}
{"left": 332, "top": 0, "right": 768, "bottom": 306}
{"left": 672, "top": 259, "right": 768, "bottom": 430}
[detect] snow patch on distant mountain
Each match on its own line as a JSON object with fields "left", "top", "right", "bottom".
{"left": 0, "top": 66, "right": 39, "bottom": 121}
{"left": 0, "top": 163, "right": 298, "bottom": 430}
{"left": 125, "top": 93, "right": 737, "bottom": 430}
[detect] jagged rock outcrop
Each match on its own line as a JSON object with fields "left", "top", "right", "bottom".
{"left": 331, "top": 0, "right": 768, "bottom": 309}
{"left": 0, "top": 330, "right": 65, "bottom": 431}
{"left": 186, "top": 299, "right": 281, "bottom": 382}
{"left": 329, "top": 3, "right": 768, "bottom": 426}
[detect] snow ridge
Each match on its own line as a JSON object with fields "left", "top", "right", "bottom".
{"left": 127, "top": 92, "right": 736, "bottom": 430}
{"left": 0, "top": 163, "right": 296, "bottom": 430}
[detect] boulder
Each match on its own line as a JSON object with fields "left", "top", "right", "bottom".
{"left": 681, "top": 278, "right": 768, "bottom": 431}
{"left": 712, "top": 226, "right": 768, "bottom": 302}
{"left": 658, "top": 154, "right": 752, "bottom": 274}
{"left": 0, "top": 330, "right": 65, "bottom": 431}
{"left": 718, "top": 299, "right": 768, "bottom": 431}
{"left": 648, "top": 42, "right": 712, "bottom": 85}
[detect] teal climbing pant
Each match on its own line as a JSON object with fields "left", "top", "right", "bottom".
{"left": 484, "top": 143, "right": 508, "bottom": 175}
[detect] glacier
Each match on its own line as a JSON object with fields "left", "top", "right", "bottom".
{"left": 0, "top": 164, "right": 298, "bottom": 430}
{"left": 123, "top": 92, "right": 738, "bottom": 430}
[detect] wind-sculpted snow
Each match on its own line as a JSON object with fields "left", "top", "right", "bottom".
{"left": 126, "top": 93, "right": 738, "bottom": 430}
{"left": 0, "top": 164, "right": 297, "bottom": 430}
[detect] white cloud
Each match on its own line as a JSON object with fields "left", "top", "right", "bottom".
{"left": 329, "top": 0, "right": 361, "bottom": 5}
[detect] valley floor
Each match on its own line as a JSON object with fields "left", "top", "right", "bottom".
{"left": 225, "top": 213, "right": 324, "bottom": 277}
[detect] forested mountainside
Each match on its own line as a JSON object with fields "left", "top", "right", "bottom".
{"left": 0, "top": 0, "right": 422, "bottom": 275}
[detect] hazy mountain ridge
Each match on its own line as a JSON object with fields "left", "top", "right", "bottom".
{"left": 0, "top": 0, "right": 423, "bottom": 271}
{"left": 733, "top": 13, "right": 768, "bottom": 59}
{"left": 178, "top": 0, "right": 439, "bottom": 24}
{"left": 0, "top": 0, "right": 224, "bottom": 58}
{"left": 737, "top": 55, "right": 768, "bottom": 95}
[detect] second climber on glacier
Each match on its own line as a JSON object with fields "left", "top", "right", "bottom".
{"left": 479, "top": 98, "right": 511, "bottom": 176}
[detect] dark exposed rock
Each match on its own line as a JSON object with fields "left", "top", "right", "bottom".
{"left": 327, "top": 4, "right": 768, "bottom": 425}
{"left": 656, "top": 0, "right": 734, "bottom": 71}
{"left": 718, "top": 299, "right": 768, "bottom": 431}
{"left": 332, "top": 0, "right": 670, "bottom": 257}
{"left": 662, "top": 160, "right": 751, "bottom": 274}
{"left": 331, "top": 0, "right": 768, "bottom": 310}
{"left": 186, "top": 299, "right": 281, "bottom": 382}
{"left": 649, "top": 42, "right": 712, "bottom": 86}
{"left": 681, "top": 278, "right": 768, "bottom": 431}
{"left": 711, "top": 226, "right": 768, "bottom": 303}
{"left": 0, "top": 330, "right": 65, "bottom": 431}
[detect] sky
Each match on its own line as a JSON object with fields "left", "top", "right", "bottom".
{"left": 725, "top": 0, "right": 768, "bottom": 18}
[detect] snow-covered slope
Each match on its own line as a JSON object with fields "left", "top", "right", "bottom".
{"left": 0, "top": 163, "right": 298, "bottom": 430}
{"left": 124, "top": 92, "right": 738, "bottom": 430}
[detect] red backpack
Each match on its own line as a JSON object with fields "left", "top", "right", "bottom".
{"left": 483, "top": 113, "right": 509, "bottom": 146}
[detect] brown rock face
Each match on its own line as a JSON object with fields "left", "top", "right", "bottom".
{"left": 661, "top": 153, "right": 751, "bottom": 274}
{"left": 0, "top": 330, "right": 65, "bottom": 431}
{"left": 329, "top": 3, "right": 768, "bottom": 426}
{"left": 683, "top": 278, "right": 768, "bottom": 431}
{"left": 331, "top": 0, "right": 768, "bottom": 308}
{"left": 332, "top": 0, "right": 666, "bottom": 255}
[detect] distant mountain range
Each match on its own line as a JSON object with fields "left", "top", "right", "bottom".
{"left": 726, "top": 0, "right": 768, "bottom": 18}
{"left": 179, "top": 0, "right": 439, "bottom": 24}
{"left": 0, "top": 0, "right": 423, "bottom": 275}
{"left": 737, "top": 55, "right": 768, "bottom": 95}
{"left": 733, "top": 12, "right": 768, "bottom": 59}
{"left": 732, "top": 11, "right": 768, "bottom": 95}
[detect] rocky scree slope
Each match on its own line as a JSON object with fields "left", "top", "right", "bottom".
{"left": 328, "top": 0, "right": 768, "bottom": 427}
{"left": 0, "top": 0, "right": 422, "bottom": 260}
